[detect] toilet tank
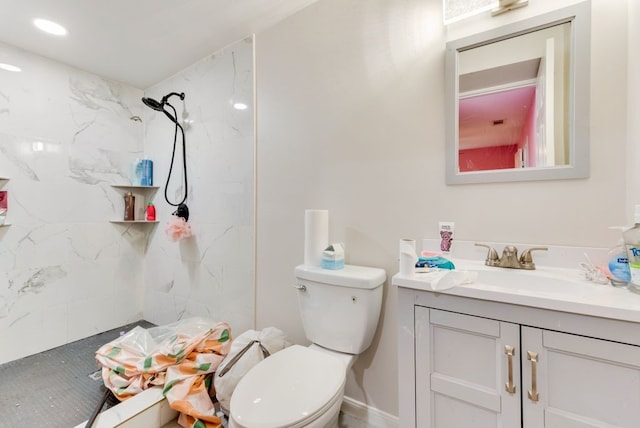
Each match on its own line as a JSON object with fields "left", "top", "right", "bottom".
{"left": 294, "top": 264, "right": 386, "bottom": 355}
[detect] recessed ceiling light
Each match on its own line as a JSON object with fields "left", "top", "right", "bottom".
{"left": 233, "top": 102, "right": 248, "bottom": 110}
{"left": 33, "top": 18, "right": 67, "bottom": 36}
{"left": 0, "top": 63, "right": 21, "bottom": 72}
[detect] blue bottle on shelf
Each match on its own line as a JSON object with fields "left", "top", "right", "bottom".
{"left": 141, "top": 159, "right": 153, "bottom": 186}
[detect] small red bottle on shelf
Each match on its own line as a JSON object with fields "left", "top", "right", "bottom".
{"left": 146, "top": 202, "right": 156, "bottom": 221}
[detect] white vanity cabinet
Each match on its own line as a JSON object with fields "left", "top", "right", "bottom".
{"left": 415, "top": 307, "right": 520, "bottom": 427}
{"left": 396, "top": 278, "right": 640, "bottom": 428}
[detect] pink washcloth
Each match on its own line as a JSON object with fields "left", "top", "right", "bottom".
{"left": 421, "top": 250, "right": 443, "bottom": 257}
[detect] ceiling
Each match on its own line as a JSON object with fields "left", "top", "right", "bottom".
{"left": 459, "top": 58, "right": 541, "bottom": 94}
{"left": 459, "top": 85, "right": 536, "bottom": 150}
{"left": 0, "top": 0, "right": 319, "bottom": 89}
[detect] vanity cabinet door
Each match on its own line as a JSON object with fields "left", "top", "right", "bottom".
{"left": 415, "top": 307, "right": 521, "bottom": 428}
{"left": 521, "top": 327, "right": 640, "bottom": 428}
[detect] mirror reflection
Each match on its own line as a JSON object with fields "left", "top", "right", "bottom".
{"left": 458, "top": 22, "right": 570, "bottom": 172}
{"left": 445, "top": 2, "right": 590, "bottom": 184}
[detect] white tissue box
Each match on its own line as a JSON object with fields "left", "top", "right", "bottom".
{"left": 321, "top": 243, "right": 344, "bottom": 270}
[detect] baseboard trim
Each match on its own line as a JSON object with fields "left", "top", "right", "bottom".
{"left": 341, "top": 396, "right": 399, "bottom": 428}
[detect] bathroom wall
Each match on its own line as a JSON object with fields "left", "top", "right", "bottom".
{"left": 0, "top": 42, "right": 146, "bottom": 364}
{"left": 255, "top": 0, "right": 628, "bottom": 418}
{"left": 628, "top": 1, "right": 640, "bottom": 217}
{"left": 142, "top": 37, "right": 255, "bottom": 336}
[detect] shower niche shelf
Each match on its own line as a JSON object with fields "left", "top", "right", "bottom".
{"left": 109, "top": 184, "right": 160, "bottom": 224}
{"left": 111, "top": 185, "right": 159, "bottom": 191}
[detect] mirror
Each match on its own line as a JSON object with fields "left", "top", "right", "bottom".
{"left": 445, "top": 2, "right": 591, "bottom": 184}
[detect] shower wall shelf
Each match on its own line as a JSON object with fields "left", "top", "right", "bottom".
{"left": 109, "top": 184, "right": 160, "bottom": 224}
{"left": 111, "top": 185, "right": 160, "bottom": 191}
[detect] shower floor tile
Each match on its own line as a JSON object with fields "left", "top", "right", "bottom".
{"left": 0, "top": 320, "right": 154, "bottom": 428}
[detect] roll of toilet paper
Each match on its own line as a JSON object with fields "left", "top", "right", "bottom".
{"left": 304, "top": 209, "right": 329, "bottom": 267}
{"left": 399, "top": 239, "right": 417, "bottom": 276}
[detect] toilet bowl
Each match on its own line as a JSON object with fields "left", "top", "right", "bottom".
{"left": 229, "top": 264, "right": 386, "bottom": 428}
{"left": 229, "top": 345, "right": 350, "bottom": 428}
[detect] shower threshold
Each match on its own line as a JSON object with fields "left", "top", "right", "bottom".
{"left": 74, "top": 387, "right": 178, "bottom": 428}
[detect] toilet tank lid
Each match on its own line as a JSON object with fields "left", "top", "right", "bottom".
{"left": 295, "top": 264, "right": 386, "bottom": 289}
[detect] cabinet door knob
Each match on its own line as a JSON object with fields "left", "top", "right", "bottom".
{"left": 527, "top": 351, "right": 539, "bottom": 402}
{"left": 504, "top": 345, "right": 516, "bottom": 394}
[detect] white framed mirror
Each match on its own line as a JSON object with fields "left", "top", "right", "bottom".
{"left": 445, "top": 2, "right": 590, "bottom": 184}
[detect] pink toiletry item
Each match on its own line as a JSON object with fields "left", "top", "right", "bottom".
{"left": 440, "top": 231, "right": 453, "bottom": 252}
{"left": 165, "top": 215, "right": 192, "bottom": 241}
{"left": 421, "top": 251, "right": 443, "bottom": 257}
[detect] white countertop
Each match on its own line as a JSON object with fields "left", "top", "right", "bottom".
{"left": 393, "top": 259, "right": 640, "bottom": 324}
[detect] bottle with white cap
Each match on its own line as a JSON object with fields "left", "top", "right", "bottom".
{"left": 623, "top": 205, "right": 640, "bottom": 293}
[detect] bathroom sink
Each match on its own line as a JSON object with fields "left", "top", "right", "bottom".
{"left": 443, "top": 259, "right": 602, "bottom": 296}
{"left": 469, "top": 267, "right": 590, "bottom": 294}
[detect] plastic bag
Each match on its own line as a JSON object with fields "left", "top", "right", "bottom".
{"left": 214, "top": 327, "right": 290, "bottom": 414}
{"left": 95, "top": 317, "right": 232, "bottom": 428}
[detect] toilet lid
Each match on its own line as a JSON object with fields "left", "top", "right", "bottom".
{"left": 230, "top": 345, "right": 346, "bottom": 428}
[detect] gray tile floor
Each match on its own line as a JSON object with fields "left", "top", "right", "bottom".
{"left": 0, "top": 320, "right": 154, "bottom": 428}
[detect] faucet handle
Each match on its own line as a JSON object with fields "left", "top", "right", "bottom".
{"left": 519, "top": 246, "right": 548, "bottom": 270}
{"left": 475, "top": 242, "right": 500, "bottom": 266}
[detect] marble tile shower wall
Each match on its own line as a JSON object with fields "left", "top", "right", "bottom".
{"left": 0, "top": 36, "right": 255, "bottom": 364}
{"left": 142, "top": 37, "right": 255, "bottom": 336}
{"left": 0, "top": 42, "right": 146, "bottom": 364}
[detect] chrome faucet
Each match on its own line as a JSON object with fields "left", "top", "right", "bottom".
{"left": 475, "top": 243, "right": 548, "bottom": 270}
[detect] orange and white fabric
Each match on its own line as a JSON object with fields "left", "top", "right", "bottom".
{"left": 95, "top": 318, "right": 232, "bottom": 428}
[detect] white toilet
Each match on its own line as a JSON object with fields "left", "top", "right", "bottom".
{"left": 229, "top": 264, "right": 386, "bottom": 428}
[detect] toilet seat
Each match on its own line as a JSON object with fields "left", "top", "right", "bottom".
{"left": 230, "top": 345, "right": 346, "bottom": 428}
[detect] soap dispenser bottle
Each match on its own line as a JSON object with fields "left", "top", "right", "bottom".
{"left": 623, "top": 205, "right": 640, "bottom": 293}
{"left": 609, "top": 227, "right": 631, "bottom": 287}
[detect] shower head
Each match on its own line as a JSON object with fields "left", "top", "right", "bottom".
{"left": 142, "top": 91, "right": 186, "bottom": 127}
{"left": 141, "top": 92, "right": 185, "bottom": 112}
{"left": 142, "top": 97, "right": 164, "bottom": 111}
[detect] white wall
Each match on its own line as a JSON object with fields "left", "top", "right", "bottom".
{"left": 142, "top": 37, "right": 255, "bottom": 336}
{"left": 256, "top": 0, "right": 628, "bottom": 417}
{"left": 628, "top": 0, "right": 640, "bottom": 218}
{"left": 0, "top": 42, "right": 145, "bottom": 364}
